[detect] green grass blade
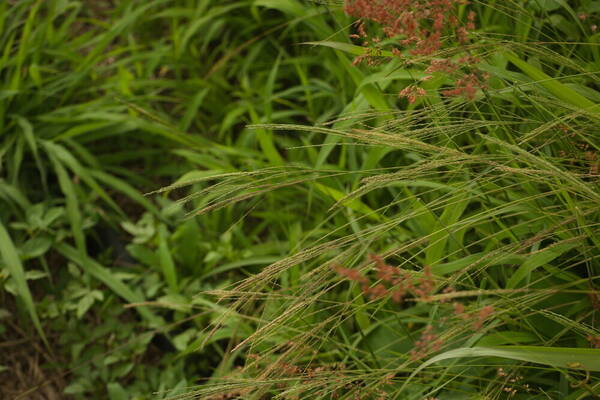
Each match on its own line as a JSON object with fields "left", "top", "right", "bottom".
{"left": 11, "top": 0, "right": 41, "bottom": 91}
{"left": 255, "top": 55, "right": 284, "bottom": 165}
{"left": 158, "top": 224, "right": 178, "bottom": 292}
{"left": 503, "top": 51, "right": 598, "bottom": 111}
{"left": 0, "top": 220, "right": 48, "bottom": 347}
{"left": 314, "top": 182, "right": 383, "bottom": 222}
{"left": 425, "top": 191, "right": 470, "bottom": 265}
{"left": 47, "top": 153, "right": 86, "bottom": 253}
{"left": 507, "top": 241, "right": 579, "bottom": 289}
{"left": 42, "top": 141, "right": 124, "bottom": 217}
{"left": 413, "top": 345, "right": 600, "bottom": 374}
{"left": 302, "top": 41, "right": 395, "bottom": 58}
{"left": 88, "top": 170, "right": 162, "bottom": 219}
{"left": 14, "top": 116, "right": 46, "bottom": 190}
{"left": 0, "top": 181, "right": 31, "bottom": 210}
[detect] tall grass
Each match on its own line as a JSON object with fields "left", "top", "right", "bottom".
{"left": 165, "top": 1, "right": 600, "bottom": 399}
{"left": 0, "top": 0, "right": 358, "bottom": 398}
{"left": 2, "top": 0, "right": 599, "bottom": 398}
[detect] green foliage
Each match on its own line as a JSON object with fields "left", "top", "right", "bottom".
{"left": 167, "top": 0, "right": 600, "bottom": 399}
{"left": 1, "top": 0, "right": 600, "bottom": 399}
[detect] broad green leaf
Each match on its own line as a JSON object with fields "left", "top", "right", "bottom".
{"left": 76, "top": 292, "right": 96, "bottom": 319}
{"left": 477, "top": 331, "right": 539, "bottom": 346}
{"left": 42, "top": 141, "right": 123, "bottom": 217}
{"left": 24, "top": 270, "right": 47, "bottom": 280}
{"left": 0, "top": 181, "right": 30, "bottom": 209}
{"left": 20, "top": 236, "right": 52, "bottom": 260}
{"left": 125, "top": 244, "right": 157, "bottom": 268}
{"left": 413, "top": 346, "right": 600, "bottom": 374}
{"left": 14, "top": 116, "right": 45, "bottom": 190}
{"left": 55, "top": 243, "right": 160, "bottom": 325}
{"left": 107, "top": 382, "right": 129, "bottom": 400}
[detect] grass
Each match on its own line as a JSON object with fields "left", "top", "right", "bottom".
{"left": 1, "top": 0, "right": 599, "bottom": 399}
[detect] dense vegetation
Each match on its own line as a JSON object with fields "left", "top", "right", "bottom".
{"left": 1, "top": 0, "right": 599, "bottom": 399}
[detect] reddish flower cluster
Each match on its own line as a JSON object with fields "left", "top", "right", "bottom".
{"left": 410, "top": 324, "right": 444, "bottom": 360}
{"left": 399, "top": 85, "right": 427, "bottom": 104}
{"left": 344, "top": 0, "right": 489, "bottom": 101}
{"left": 473, "top": 305, "right": 495, "bottom": 330}
{"left": 453, "top": 301, "right": 466, "bottom": 317}
{"left": 453, "top": 303, "right": 495, "bottom": 330}
{"left": 587, "top": 335, "right": 600, "bottom": 348}
{"left": 440, "top": 72, "right": 489, "bottom": 100}
{"left": 333, "top": 264, "right": 369, "bottom": 285}
{"left": 584, "top": 151, "right": 599, "bottom": 176}
{"left": 590, "top": 291, "right": 600, "bottom": 310}
{"left": 344, "top": 0, "right": 471, "bottom": 56}
{"left": 426, "top": 58, "right": 459, "bottom": 75}
{"left": 333, "top": 255, "right": 436, "bottom": 303}
{"left": 414, "top": 264, "right": 435, "bottom": 299}
{"left": 334, "top": 256, "right": 501, "bottom": 367}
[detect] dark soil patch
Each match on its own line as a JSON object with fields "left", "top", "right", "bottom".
{"left": 0, "top": 302, "right": 70, "bottom": 400}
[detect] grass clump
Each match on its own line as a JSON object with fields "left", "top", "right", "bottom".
{"left": 1, "top": 0, "right": 599, "bottom": 399}
{"left": 0, "top": 0, "right": 353, "bottom": 397}
{"left": 168, "top": 1, "right": 600, "bottom": 399}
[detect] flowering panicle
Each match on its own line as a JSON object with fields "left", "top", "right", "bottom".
{"left": 426, "top": 58, "right": 459, "bottom": 75}
{"left": 333, "top": 264, "right": 369, "bottom": 285}
{"left": 409, "top": 325, "right": 444, "bottom": 361}
{"left": 440, "top": 72, "right": 489, "bottom": 100}
{"left": 473, "top": 305, "right": 495, "bottom": 330}
{"left": 587, "top": 335, "right": 600, "bottom": 348}
{"left": 584, "top": 151, "right": 599, "bottom": 176}
{"left": 453, "top": 302, "right": 495, "bottom": 330}
{"left": 344, "top": 0, "right": 489, "bottom": 101}
{"left": 413, "top": 264, "right": 435, "bottom": 300}
{"left": 399, "top": 85, "right": 427, "bottom": 104}
{"left": 333, "top": 255, "right": 502, "bottom": 365}
{"left": 334, "top": 255, "right": 438, "bottom": 304}
{"left": 453, "top": 301, "right": 467, "bottom": 318}
{"left": 590, "top": 291, "right": 600, "bottom": 310}
{"left": 333, "top": 257, "right": 499, "bottom": 334}
{"left": 344, "top": 0, "right": 471, "bottom": 56}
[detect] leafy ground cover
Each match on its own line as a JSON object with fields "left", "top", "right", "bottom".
{"left": 1, "top": 0, "right": 599, "bottom": 399}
